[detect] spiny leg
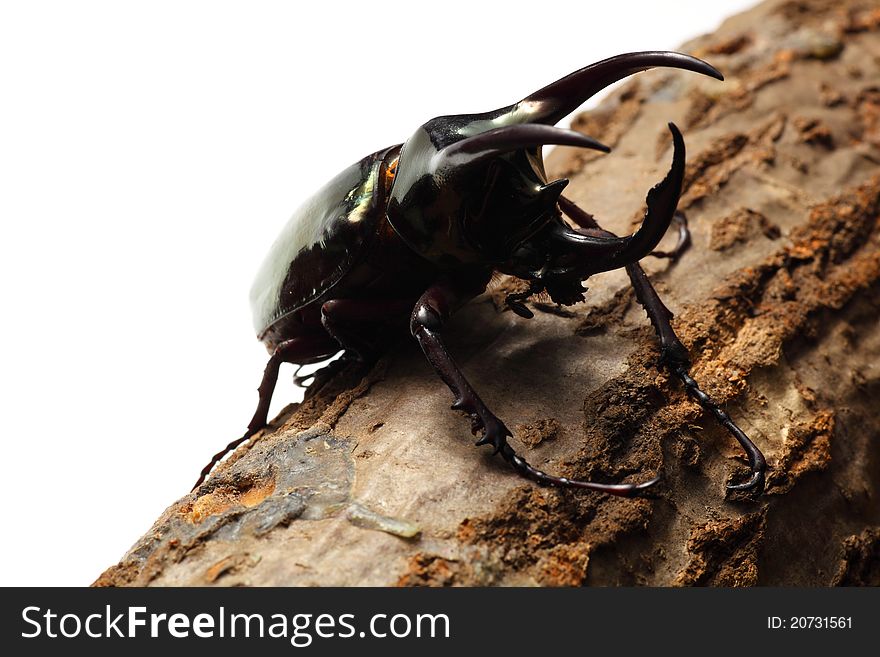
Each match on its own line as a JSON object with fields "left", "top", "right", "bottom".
{"left": 649, "top": 211, "right": 691, "bottom": 261}
{"left": 294, "top": 297, "right": 418, "bottom": 387}
{"left": 289, "top": 297, "right": 421, "bottom": 388}
{"left": 320, "top": 298, "right": 414, "bottom": 361}
{"left": 411, "top": 277, "right": 659, "bottom": 496}
{"left": 625, "top": 264, "right": 766, "bottom": 492}
{"left": 192, "top": 333, "right": 339, "bottom": 491}
{"left": 559, "top": 195, "right": 766, "bottom": 493}
{"left": 292, "top": 360, "right": 344, "bottom": 388}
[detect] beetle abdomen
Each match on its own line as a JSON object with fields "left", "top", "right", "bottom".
{"left": 250, "top": 145, "right": 401, "bottom": 339}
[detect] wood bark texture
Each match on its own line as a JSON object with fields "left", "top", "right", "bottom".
{"left": 97, "top": 0, "right": 880, "bottom": 587}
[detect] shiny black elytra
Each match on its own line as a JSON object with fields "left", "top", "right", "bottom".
{"left": 193, "top": 52, "right": 767, "bottom": 496}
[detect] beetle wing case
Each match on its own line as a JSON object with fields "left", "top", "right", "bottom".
{"left": 250, "top": 145, "right": 401, "bottom": 339}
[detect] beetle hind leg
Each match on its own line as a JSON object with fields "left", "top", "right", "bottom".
{"left": 411, "top": 278, "right": 660, "bottom": 497}
{"left": 192, "top": 334, "right": 339, "bottom": 491}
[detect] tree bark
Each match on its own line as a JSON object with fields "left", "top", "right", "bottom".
{"left": 97, "top": 0, "right": 880, "bottom": 587}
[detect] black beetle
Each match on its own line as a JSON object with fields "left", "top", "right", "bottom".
{"left": 194, "top": 51, "right": 766, "bottom": 496}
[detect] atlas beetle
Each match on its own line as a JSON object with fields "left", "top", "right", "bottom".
{"left": 194, "top": 52, "right": 767, "bottom": 496}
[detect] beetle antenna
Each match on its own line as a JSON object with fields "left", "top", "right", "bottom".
{"left": 514, "top": 51, "right": 723, "bottom": 126}
{"left": 498, "top": 443, "right": 660, "bottom": 497}
{"left": 436, "top": 125, "right": 609, "bottom": 169}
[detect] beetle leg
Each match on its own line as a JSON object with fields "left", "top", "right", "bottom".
{"left": 320, "top": 299, "right": 414, "bottom": 361}
{"left": 292, "top": 356, "right": 352, "bottom": 388}
{"left": 504, "top": 280, "right": 544, "bottom": 319}
{"left": 558, "top": 195, "right": 767, "bottom": 493}
{"left": 411, "top": 278, "right": 659, "bottom": 496}
{"left": 626, "top": 264, "right": 766, "bottom": 493}
{"left": 192, "top": 334, "right": 338, "bottom": 491}
{"left": 649, "top": 211, "right": 691, "bottom": 261}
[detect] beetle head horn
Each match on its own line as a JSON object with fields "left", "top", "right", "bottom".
{"left": 560, "top": 122, "right": 685, "bottom": 272}
{"left": 605, "top": 122, "right": 685, "bottom": 267}
{"left": 515, "top": 122, "right": 685, "bottom": 284}
{"left": 508, "top": 51, "right": 723, "bottom": 126}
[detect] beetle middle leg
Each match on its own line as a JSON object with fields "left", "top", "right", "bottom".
{"left": 558, "top": 195, "right": 766, "bottom": 493}
{"left": 291, "top": 298, "right": 419, "bottom": 388}
{"left": 411, "top": 277, "right": 659, "bottom": 496}
{"left": 192, "top": 333, "right": 339, "bottom": 491}
{"left": 320, "top": 299, "right": 414, "bottom": 361}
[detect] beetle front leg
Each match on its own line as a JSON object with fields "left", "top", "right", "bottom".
{"left": 411, "top": 279, "right": 659, "bottom": 496}
{"left": 559, "top": 195, "right": 766, "bottom": 493}
{"left": 626, "top": 262, "right": 766, "bottom": 493}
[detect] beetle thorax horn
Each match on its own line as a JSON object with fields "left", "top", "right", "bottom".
{"left": 509, "top": 51, "right": 722, "bottom": 126}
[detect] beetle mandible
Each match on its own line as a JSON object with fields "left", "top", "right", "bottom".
{"left": 194, "top": 51, "right": 767, "bottom": 496}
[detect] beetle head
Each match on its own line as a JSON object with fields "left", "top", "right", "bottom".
{"left": 386, "top": 114, "right": 608, "bottom": 267}
{"left": 385, "top": 52, "right": 721, "bottom": 273}
{"left": 504, "top": 122, "right": 687, "bottom": 295}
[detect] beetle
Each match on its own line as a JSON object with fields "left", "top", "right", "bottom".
{"left": 193, "top": 51, "right": 767, "bottom": 496}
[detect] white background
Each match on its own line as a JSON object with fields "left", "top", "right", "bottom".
{"left": 0, "top": 0, "right": 756, "bottom": 586}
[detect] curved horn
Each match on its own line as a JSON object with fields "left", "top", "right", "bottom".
{"left": 434, "top": 124, "right": 608, "bottom": 169}
{"left": 514, "top": 51, "right": 722, "bottom": 126}
{"left": 603, "top": 122, "right": 686, "bottom": 269}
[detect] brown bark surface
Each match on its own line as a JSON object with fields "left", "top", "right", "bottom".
{"left": 97, "top": 0, "right": 880, "bottom": 587}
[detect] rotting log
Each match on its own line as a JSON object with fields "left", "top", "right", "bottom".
{"left": 96, "top": 0, "right": 880, "bottom": 587}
